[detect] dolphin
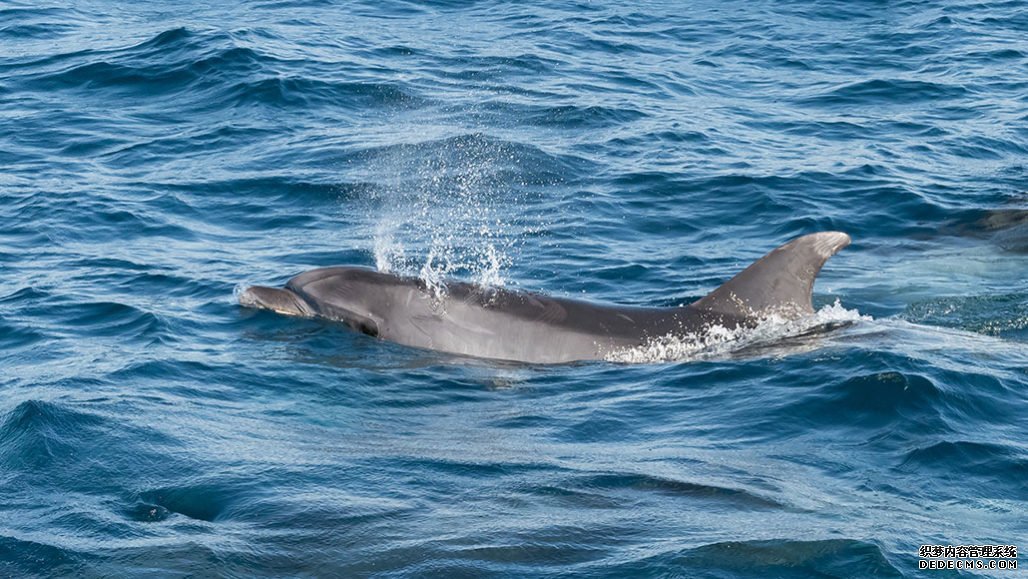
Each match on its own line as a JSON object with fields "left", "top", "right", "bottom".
{"left": 239, "top": 232, "right": 851, "bottom": 364}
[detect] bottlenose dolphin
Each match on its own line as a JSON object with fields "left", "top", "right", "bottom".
{"left": 240, "top": 232, "right": 850, "bottom": 364}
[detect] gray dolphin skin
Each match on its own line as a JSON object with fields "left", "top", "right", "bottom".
{"left": 240, "top": 232, "right": 851, "bottom": 364}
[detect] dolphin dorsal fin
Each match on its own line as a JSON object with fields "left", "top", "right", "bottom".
{"left": 691, "top": 232, "right": 851, "bottom": 319}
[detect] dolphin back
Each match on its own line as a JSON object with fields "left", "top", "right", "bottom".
{"left": 691, "top": 232, "right": 851, "bottom": 319}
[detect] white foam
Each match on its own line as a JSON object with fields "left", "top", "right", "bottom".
{"left": 606, "top": 300, "right": 870, "bottom": 364}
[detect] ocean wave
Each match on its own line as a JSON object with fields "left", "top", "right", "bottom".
{"left": 480, "top": 101, "right": 648, "bottom": 128}
{"left": 624, "top": 538, "right": 902, "bottom": 578}
{"left": 0, "top": 535, "right": 85, "bottom": 577}
{"left": 0, "top": 400, "right": 108, "bottom": 469}
{"left": 905, "top": 293, "right": 1028, "bottom": 338}
{"left": 0, "top": 321, "right": 47, "bottom": 352}
{"left": 897, "top": 440, "right": 1028, "bottom": 500}
{"left": 57, "top": 301, "right": 170, "bottom": 342}
{"left": 574, "top": 472, "right": 786, "bottom": 509}
{"left": 17, "top": 27, "right": 425, "bottom": 120}
{"left": 224, "top": 76, "right": 423, "bottom": 110}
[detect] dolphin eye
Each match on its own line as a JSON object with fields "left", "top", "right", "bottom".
{"left": 356, "top": 320, "right": 379, "bottom": 338}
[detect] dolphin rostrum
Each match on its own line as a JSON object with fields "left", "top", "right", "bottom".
{"left": 240, "top": 232, "right": 851, "bottom": 364}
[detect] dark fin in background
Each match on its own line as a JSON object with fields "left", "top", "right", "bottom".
{"left": 977, "top": 209, "right": 1028, "bottom": 253}
{"left": 692, "top": 232, "right": 851, "bottom": 319}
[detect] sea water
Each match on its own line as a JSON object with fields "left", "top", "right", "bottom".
{"left": 1, "top": 1, "right": 1026, "bottom": 576}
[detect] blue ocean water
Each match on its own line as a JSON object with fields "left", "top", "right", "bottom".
{"left": 2, "top": 0, "right": 1026, "bottom": 576}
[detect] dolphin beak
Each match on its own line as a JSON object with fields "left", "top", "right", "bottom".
{"left": 239, "top": 286, "right": 313, "bottom": 317}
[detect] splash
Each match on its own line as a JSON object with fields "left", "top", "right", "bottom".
{"left": 607, "top": 300, "right": 871, "bottom": 364}
{"left": 372, "top": 221, "right": 406, "bottom": 274}
{"left": 359, "top": 133, "right": 538, "bottom": 294}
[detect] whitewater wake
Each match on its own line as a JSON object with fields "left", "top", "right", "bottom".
{"left": 607, "top": 300, "right": 871, "bottom": 364}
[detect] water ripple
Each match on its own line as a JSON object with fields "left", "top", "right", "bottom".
{"left": 1, "top": 0, "right": 1026, "bottom": 575}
